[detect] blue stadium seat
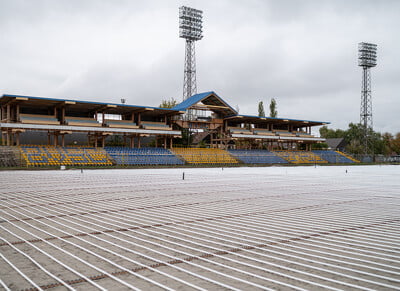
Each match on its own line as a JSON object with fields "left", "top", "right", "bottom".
{"left": 105, "top": 147, "right": 185, "bottom": 165}
{"left": 312, "top": 150, "right": 355, "bottom": 163}
{"left": 228, "top": 149, "right": 288, "bottom": 164}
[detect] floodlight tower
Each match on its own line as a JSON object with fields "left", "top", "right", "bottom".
{"left": 179, "top": 6, "right": 203, "bottom": 101}
{"left": 358, "top": 42, "right": 377, "bottom": 154}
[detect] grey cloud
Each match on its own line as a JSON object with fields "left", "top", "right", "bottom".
{"left": 0, "top": 0, "right": 399, "bottom": 134}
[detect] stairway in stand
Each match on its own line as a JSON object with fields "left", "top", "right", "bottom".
{"left": 0, "top": 146, "right": 21, "bottom": 167}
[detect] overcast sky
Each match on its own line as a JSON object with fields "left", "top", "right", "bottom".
{"left": 1, "top": 0, "right": 399, "bottom": 134}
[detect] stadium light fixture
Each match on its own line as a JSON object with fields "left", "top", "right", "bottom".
{"left": 358, "top": 42, "right": 377, "bottom": 68}
{"left": 179, "top": 6, "right": 203, "bottom": 41}
{"left": 358, "top": 42, "right": 377, "bottom": 155}
{"left": 179, "top": 6, "right": 203, "bottom": 102}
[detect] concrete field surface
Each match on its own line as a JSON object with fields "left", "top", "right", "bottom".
{"left": 0, "top": 165, "right": 399, "bottom": 290}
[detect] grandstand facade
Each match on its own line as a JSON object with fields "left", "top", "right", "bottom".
{"left": 0, "top": 91, "right": 358, "bottom": 167}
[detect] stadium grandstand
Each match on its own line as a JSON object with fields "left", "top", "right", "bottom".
{"left": 0, "top": 92, "right": 359, "bottom": 167}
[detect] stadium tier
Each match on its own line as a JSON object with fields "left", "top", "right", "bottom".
{"left": 105, "top": 147, "right": 184, "bottom": 165}
{"left": 274, "top": 151, "right": 328, "bottom": 164}
{"left": 172, "top": 148, "right": 239, "bottom": 164}
{"left": 228, "top": 149, "right": 288, "bottom": 164}
{"left": 0, "top": 146, "right": 360, "bottom": 167}
{"left": 335, "top": 151, "right": 360, "bottom": 163}
{"left": 20, "top": 145, "right": 113, "bottom": 167}
{"left": 312, "top": 150, "right": 358, "bottom": 163}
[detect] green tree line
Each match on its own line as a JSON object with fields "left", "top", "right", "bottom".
{"left": 320, "top": 123, "right": 400, "bottom": 155}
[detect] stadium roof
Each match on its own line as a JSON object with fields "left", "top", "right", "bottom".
{"left": 172, "top": 91, "right": 238, "bottom": 117}
{"left": 0, "top": 94, "right": 183, "bottom": 117}
{"left": 224, "top": 114, "right": 329, "bottom": 127}
{"left": 1, "top": 93, "right": 329, "bottom": 127}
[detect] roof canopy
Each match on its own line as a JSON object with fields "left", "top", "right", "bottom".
{"left": 1, "top": 92, "right": 329, "bottom": 127}
{"left": 172, "top": 91, "right": 237, "bottom": 117}
{"left": 224, "top": 114, "right": 329, "bottom": 128}
{"left": 0, "top": 94, "right": 182, "bottom": 118}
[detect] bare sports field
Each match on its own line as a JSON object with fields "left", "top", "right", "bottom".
{"left": 1, "top": 165, "right": 399, "bottom": 290}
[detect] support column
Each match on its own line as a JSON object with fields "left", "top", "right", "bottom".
{"left": 61, "top": 107, "right": 65, "bottom": 124}
{"left": 137, "top": 136, "right": 141, "bottom": 148}
{"left": 8, "top": 132, "right": 13, "bottom": 146}
{"left": 16, "top": 104, "right": 20, "bottom": 122}
{"left": 61, "top": 134, "right": 65, "bottom": 147}
{"left": 102, "top": 136, "right": 105, "bottom": 148}
{"left": 170, "top": 137, "right": 173, "bottom": 149}
{"left": 155, "top": 137, "right": 158, "bottom": 148}
{"left": 1, "top": 132, "right": 5, "bottom": 146}
{"left": 47, "top": 132, "right": 51, "bottom": 145}
{"left": 164, "top": 136, "right": 167, "bottom": 149}
{"left": 16, "top": 132, "right": 20, "bottom": 146}
{"left": 7, "top": 105, "right": 10, "bottom": 122}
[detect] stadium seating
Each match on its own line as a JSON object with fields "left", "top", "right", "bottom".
{"left": 0, "top": 146, "right": 20, "bottom": 167}
{"left": 16, "top": 145, "right": 360, "bottom": 167}
{"left": 228, "top": 127, "right": 252, "bottom": 134}
{"left": 312, "top": 150, "right": 356, "bottom": 163}
{"left": 105, "top": 119, "right": 139, "bottom": 129}
{"left": 140, "top": 121, "right": 172, "bottom": 130}
{"left": 253, "top": 128, "right": 276, "bottom": 136}
{"left": 19, "top": 114, "right": 60, "bottom": 125}
{"left": 105, "top": 147, "right": 184, "bottom": 165}
{"left": 19, "top": 145, "right": 113, "bottom": 167}
{"left": 172, "top": 148, "right": 239, "bottom": 164}
{"left": 296, "top": 131, "right": 313, "bottom": 137}
{"left": 274, "top": 130, "right": 296, "bottom": 137}
{"left": 64, "top": 117, "right": 101, "bottom": 127}
{"left": 274, "top": 151, "right": 328, "bottom": 164}
{"left": 228, "top": 149, "right": 288, "bottom": 164}
{"left": 336, "top": 151, "right": 360, "bottom": 163}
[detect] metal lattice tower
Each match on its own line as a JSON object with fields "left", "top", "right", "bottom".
{"left": 183, "top": 40, "right": 197, "bottom": 101}
{"left": 358, "top": 42, "right": 377, "bottom": 154}
{"left": 179, "top": 6, "right": 203, "bottom": 101}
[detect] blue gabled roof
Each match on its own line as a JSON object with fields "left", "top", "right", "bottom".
{"left": 172, "top": 91, "right": 237, "bottom": 115}
{"left": 172, "top": 91, "right": 214, "bottom": 111}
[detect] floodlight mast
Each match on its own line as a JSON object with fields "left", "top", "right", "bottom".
{"left": 358, "top": 42, "right": 377, "bottom": 154}
{"left": 179, "top": 6, "right": 203, "bottom": 101}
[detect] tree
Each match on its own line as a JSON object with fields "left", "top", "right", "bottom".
{"left": 343, "top": 123, "right": 388, "bottom": 155}
{"left": 258, "top": 101, "right": 265, "bottom": 117}
{"left": 159, "top": 98, "right": 178, "bottom": 108}
{"left": 319, "top": 123, "right": 394, "bottom": 155}
{"left": 393, "top": 133, "right": 400, "bottom": 154}
{"left": 269, "top": 98, "right": 277, "bottom": 117}
{"left": 319, "top": 126, "right": 346, "bottom": 139}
